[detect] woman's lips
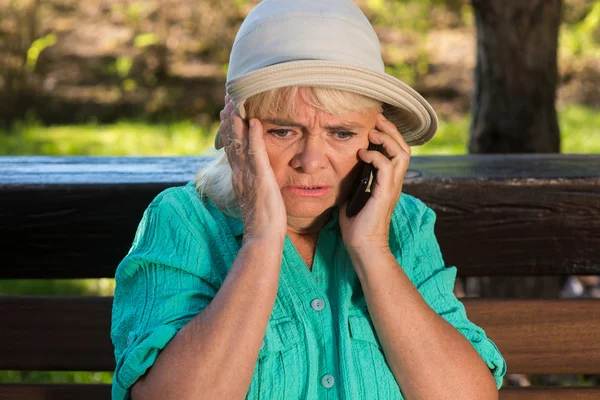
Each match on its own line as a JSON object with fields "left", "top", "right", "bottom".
{"left": 285, "top": 185, "right": 331, "bottom": 197}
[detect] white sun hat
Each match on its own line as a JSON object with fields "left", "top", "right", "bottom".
{"left": 215, "top": 0, "right": 438, "bottom": 149}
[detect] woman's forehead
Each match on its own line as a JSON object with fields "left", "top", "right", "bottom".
{"left": 265, "top": 107, "right": 376, "bottom": 130}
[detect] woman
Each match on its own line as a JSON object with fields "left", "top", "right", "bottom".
{"left": 111, "top": 0, "right": 507, "bottom": 399}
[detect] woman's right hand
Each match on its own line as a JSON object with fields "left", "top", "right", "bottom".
{"left": 220, "top": 95, "right": 288, "bottom": 243}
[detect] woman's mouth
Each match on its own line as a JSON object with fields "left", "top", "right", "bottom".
{"left": 285, "top": 185, "right": 331, "bottom": 197}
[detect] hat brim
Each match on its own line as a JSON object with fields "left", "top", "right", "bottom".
{"left": 216, "top": 60, "right": 438, "bottom": 149}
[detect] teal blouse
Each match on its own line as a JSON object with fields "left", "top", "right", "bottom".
{"left": 111, "top": 181, "right": 506, "bottom": 399}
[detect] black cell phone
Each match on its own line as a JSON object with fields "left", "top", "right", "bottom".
{"left": 346, "top": 141, "right": 383, "bottom": 217}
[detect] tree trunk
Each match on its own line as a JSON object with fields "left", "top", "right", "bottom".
{"left": 465, "top": 1, "right": 565, "bottom": 314}
{"left": 469, "top": 0, "right": 562, "bottom": 153}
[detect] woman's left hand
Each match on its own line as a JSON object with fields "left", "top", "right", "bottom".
{"left": 338, "top": 113, "right": 411, "bottom": 259}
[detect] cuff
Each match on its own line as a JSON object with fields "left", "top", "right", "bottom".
{"left": 112, "top": 324, "right": 180, "bottom": 400}
{"left": 462, "top": 328, "right": 508, "bottom": 389}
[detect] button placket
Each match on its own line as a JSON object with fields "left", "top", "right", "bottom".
{"left": 282, "top": 234, "right": 339, "bottom": 395}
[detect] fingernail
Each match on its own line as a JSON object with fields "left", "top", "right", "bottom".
{"left": 249, "top": 119, "right": 255, "bottom": 128}
{"left": 380, "top": 113, "right": 387, "bottom": 121}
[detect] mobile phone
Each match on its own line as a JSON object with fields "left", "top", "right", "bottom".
{"left": 346, "top": 141, "right": 383, "bottom": 217}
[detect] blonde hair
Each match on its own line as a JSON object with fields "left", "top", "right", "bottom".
{"left": 194, "top": 86, "right": 383, "bottom": 218}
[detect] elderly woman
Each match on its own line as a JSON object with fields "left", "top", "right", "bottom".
{"left": 111, "top": 0, "right": 506, "bottom": 399}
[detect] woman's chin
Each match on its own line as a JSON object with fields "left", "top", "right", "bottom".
{"left": 283, "top": 196, "right": 336, "bottom": 219}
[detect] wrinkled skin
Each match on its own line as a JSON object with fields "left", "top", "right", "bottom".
{"left": 219, "top": 89, "right": 411, "bottom": 254}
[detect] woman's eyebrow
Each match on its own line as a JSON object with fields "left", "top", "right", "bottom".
{"left": 263, "top": 118, "right": 364, "bottom": 130}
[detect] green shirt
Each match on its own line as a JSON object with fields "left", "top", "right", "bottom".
{"left": 111, "top": 181, "right": 506, "bottom": 399}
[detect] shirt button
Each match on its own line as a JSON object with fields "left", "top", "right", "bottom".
{"left": 321, "top": 374, "right": 335, "bottom": 388}
{"left": 310, "top": 298, "right": 325, "bottom": 311}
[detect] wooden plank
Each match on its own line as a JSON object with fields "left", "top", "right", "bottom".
{"left": 0, "top": 297, "right": 115, "bottom": 371}
{"left": 0, "top": 385, "right": 598, "bottom": 400}
{"left": 1, "top": 297, "right": 599, "bottom": 374}
{"left": 2, "top": 154, "right": 599, "bottom": 185}
{"left": 0, "top": 384, "right": 111, "bottom": 400}
{"left": 499, "top": 387, "right": 600, "bottom": 400}
{"left": 467, "top": 299, "right": 600, "bottom": 374}
{"left": 0, "top": 155, "right": 599, "bottom": 278}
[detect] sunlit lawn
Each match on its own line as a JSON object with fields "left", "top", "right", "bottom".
{"left": 1, "top": 104, "right": 598, "bottom": 157}
{"left": 412, "top": 103, "right": 600, "bottom": 155}
{"left": 0, "top": 120, "right": 221, "bottom": 156}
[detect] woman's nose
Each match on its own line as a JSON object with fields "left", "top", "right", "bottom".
{"left": 290, "top": 139, "right": 328, "bottom": 174}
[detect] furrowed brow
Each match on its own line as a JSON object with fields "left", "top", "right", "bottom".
{"left": 263, "top": 119, "right": 364, "bottom": 131}
{"left": 263, "top": 119, "right": 305, "bottom": 128}
{"left": 324, "top": 122, "right": 364, "bottom": 131}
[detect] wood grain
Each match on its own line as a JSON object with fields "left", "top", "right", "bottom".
{"left": 1, "top": 296, "right": 599, "bottom": 374}
{"left": 1, "top": 155, "right": 599, "bottom": 278}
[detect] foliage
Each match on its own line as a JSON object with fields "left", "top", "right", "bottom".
{"left": 560, "top": 1, "right": 600, "bottom": 61}
{"left": 25, "top": 33, "right": 57, "bottom": 72}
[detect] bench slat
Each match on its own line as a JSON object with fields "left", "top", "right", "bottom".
{"left": 466, "top": 298, "right": 600, "bottom": 374}
{"left": 1, "top": 155, "right": 599, "bottom": 279}
{"left": 0, "top": 385, "right": 598, "bottom": 400}
{"left": 1, "top": 296, "right": 599, "bottom": 374}
{"left": 0, "top": 297, "right": 114, "bottom": 371}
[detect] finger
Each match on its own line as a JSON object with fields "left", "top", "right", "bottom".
{"left": 376, "top": 114, "right": 411, "bottom": 156}
{"left": 358, "top": 148, "right": 394, "bottom": 193}
{"left": 219, "top": 100, "right": 237, "bottom": 145}
{"left": 396, "top": 129, "right": 411, "bottom": 156}
{"left": 224, "top": 109, "right": 249, "bottom": 173}
{"left": 247, "top": 118, "right": 272, "bottom": 173}
{"left": 230, "top": 109, "right": 248, "bottom": 148}
{"left": 369, "top": 129, "right": 404, "bottom": 160}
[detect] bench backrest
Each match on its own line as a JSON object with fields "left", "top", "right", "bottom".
{"left": 1, "top": 154, "right": 599, "bottom": 400}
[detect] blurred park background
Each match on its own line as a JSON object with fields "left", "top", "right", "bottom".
{"left": 1, "top": 0, "right": 599, "bottom": 388}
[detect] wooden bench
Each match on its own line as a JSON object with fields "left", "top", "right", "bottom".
{"left": 1, "top": 154, "right": 599, "bottom": 400}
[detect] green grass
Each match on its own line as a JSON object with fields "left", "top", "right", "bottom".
{"left": 0, "top": 119, "right": 220, "bottom": 156}
{"left": 411, "top": 104, "right": 600, "bottom": 155}
{"left": 0, "top": 371, "right": 113, "bottom": 384}
{"left": 411, "top": 114, "right": 470, "bottom": 155}
{"left": 0, "top": 278, "right": 115, "bottom": 297}
{"left": 1, "top": 104, "right": 597, "bottom": 157}
{"left": 559, "top": 104, "right": 600, "bottom": 154}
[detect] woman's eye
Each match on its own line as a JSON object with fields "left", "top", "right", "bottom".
{"left": 268, "top": 129, "right": 293, "bottom": 138}
{"left": 334, "top": 131, "right": 357, "bottom": 140}
{"left": 267, "top": 129, "right": 357, "bottom": 140}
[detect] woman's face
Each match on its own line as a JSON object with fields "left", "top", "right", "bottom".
{"left": 261, "top": 93, "right": 380, "bottom": 231}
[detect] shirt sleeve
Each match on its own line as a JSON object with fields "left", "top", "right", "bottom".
{"left": 403, "top": 197, "right": 507, "bottom": 390}
{"left": 110, "top": 190, "right": 220, "bottom": 400}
